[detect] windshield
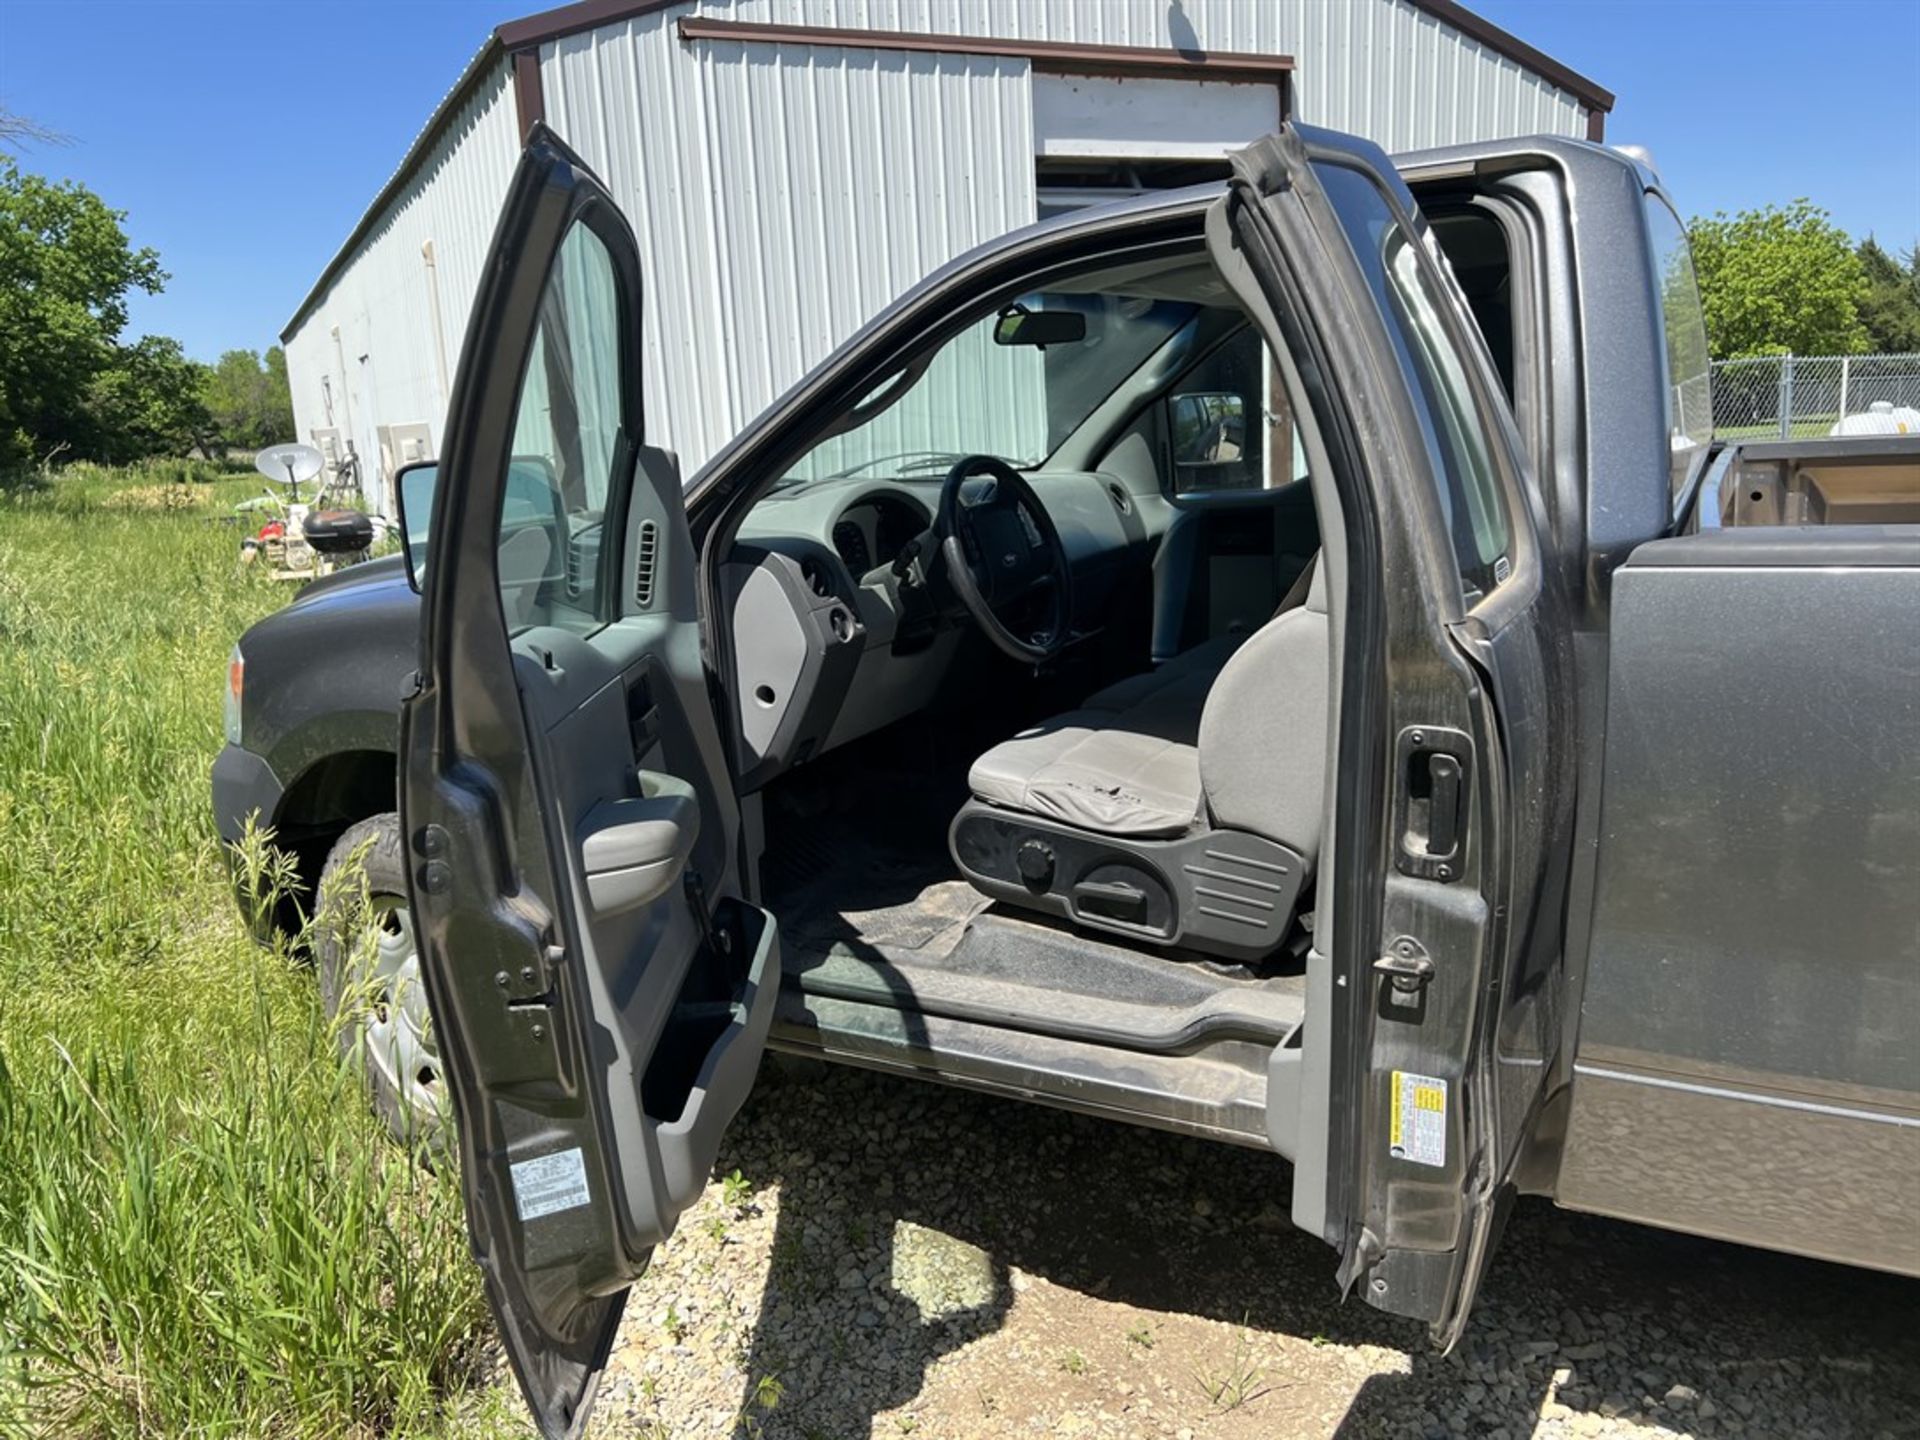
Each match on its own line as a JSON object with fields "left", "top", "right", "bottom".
{"left": 780, "top": 287, "right": 1200, "bottom": 487}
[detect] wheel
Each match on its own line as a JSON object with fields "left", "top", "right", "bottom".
{"left": 314, "top": 813, "right": 447, "bottom": 1146}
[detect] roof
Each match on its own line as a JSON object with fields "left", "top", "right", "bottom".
{"left": 280, "top": 0, "right": 1614, "bottom": 343}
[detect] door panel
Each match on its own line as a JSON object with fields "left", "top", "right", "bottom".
{"left": 400, "top": 128, "right": 775, "bottom": 1440}
{"left": 1213, "top": 127, "right": 1572, "bottom": 1344}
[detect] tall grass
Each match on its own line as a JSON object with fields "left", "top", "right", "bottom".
{"left": 0, "top": 467, "right": 502, "bottom": 1437}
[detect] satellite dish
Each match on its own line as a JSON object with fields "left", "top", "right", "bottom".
{"left": 254, "top": 443, "right": 326, "bottom": 495}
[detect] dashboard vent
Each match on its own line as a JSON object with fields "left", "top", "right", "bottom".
{"left": 565, "top": 532, "right": 587, "bottom": 598}
{"left": 800, "top": 555, "right": 834, "bottom": 598}
{"left": 632, "top": 519, "right": 659, "bottom": 608}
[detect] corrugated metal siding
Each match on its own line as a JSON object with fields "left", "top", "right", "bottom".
{"left": 282, "top": 57, "right": 521, "bottom": 510}
{"left": 536, "top": 0, "right": 1585, "bottom": 471}
{"left": 542, "top": 15, "right": 1040, "bottom": 473}
{"left": 289, "top": 0, "right": 1592, "bottom": 490}
{"left": 675, "top": 0, "right": 1586, "bottom": 151}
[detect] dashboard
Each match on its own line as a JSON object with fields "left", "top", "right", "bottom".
{"left": 723, "top": 471, "right": 1159, "bottom": 791}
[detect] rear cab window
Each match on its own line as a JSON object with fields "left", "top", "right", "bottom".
{"left": 1317, "top": 162, "right": 1516, "bottom": 606}
{"left": 1643, "top": 193, "right": 1714, "bottom": 498}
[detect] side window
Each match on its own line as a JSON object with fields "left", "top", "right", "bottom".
{"left": 1166, "top": 324, "right": 1309, "bottom": 497}
{"left": 1644, "top": 194, "right": 1714, "bottom": 496}
{"left": 500, "top": 221, "right": 626, "bottom": 634}
{"left": 1318, "top": 162, "right": 1513, "bottom": 603}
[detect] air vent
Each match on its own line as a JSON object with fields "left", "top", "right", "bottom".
{"left": 800, "top": 555, "right": 834, "bottom": 598}
{"left": 1107, "top": 482, "right": 1133, "bottom": 516}
{"left": 632, "top": 519, "right": 659, "bottom": 608}
{"left": 565, "top": 532, "right": 587, "bottom": 598}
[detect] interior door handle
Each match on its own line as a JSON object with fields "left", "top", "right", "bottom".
{"left": 1426, "top": 753, "right": 1462, "bottom": 860}
{"left": 578, "top": 774, "right": 700, "bottom": 915}
{"left": 1393, "top": 726, "right": 1471, "bottom": 882}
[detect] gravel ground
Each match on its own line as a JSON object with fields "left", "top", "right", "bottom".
{"left": 583, "top": 1055, "right": 1919, "bottom": 1440}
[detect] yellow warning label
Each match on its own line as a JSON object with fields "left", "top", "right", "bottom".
{"left": 1389, "top": 1070, "right": 1447, "bottom": 1168}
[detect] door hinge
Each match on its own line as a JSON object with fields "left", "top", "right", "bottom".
{"left": 1373, "top": 936, "right": 1435, "bottom": 993}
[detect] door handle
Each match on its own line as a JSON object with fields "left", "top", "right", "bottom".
{"left": 1426, "top": 753, "right": 1462, "bottom": 860}
{"left": 1393, "top": 726, "right": 1471, "bottom": 882}
{"left": 578, "top": 775, "right": 700, "bottom": 915}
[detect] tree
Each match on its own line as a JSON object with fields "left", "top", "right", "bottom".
{"left": 0, "top": 104, "right": 68, "bottom": 155}
{"left": 85, "top": 336, "right": 214, "bottom": 461}
{"left": 202, "top": 347, "right": 293, "bottom": 451}
{"left": 1856, "top": 238, "right": 1920, "bottom": 354}
{"left": 0, "top": 160, "right": 165, "bottom": 466}
{"left": 1688, "top": 201, "right": 1868, "bottom": 359}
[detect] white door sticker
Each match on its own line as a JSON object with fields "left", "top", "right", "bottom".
{"left": 1389, "top": 1071, "right": 1448, "bottom": 1168}
{"left": 510, "top": 1147, "right": 591, "bottom": 1221}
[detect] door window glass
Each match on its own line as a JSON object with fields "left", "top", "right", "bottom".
{"left": 1318, "top": 163, "right": 1513, "bottom": 603}
{"left": 499, "top": 221, "right": 626, "bottom": 634}
{"left": 1644, "top": 194, "right": 1714, "bottom": 496}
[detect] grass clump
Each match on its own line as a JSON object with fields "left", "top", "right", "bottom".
{"left": 0, "top": 467, "right": 499, "bottom": 1437}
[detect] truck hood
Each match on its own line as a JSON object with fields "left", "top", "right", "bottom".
{"left": 283, "top": 554, "right": 415, "bottom": 616}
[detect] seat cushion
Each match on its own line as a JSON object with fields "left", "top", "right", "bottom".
{"left": 968, "top": 707, "right": 1202, "bottom": 837}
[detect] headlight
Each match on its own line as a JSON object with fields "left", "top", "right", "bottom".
{"left": 224, "top": 646, "right": 245, "bottom": 745}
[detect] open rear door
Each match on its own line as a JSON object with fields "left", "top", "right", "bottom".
{"left": 399, "top": 127, "right": 779, "bottom": 1437}
{"left": 1211, "top": 128, "right": 1574, "bottom": 1345}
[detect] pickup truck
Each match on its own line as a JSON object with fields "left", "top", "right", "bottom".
{"left": 210, "top": 123, "right": 1920, "bottom": 1437}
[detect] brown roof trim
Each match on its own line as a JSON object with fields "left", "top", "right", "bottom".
{"left": 495, "top": 0, "right": 681, "bottom": 51}
{"left": 1406, "top": 0, "right": 1614, "bottom": 115}
{"left": 678, "top": 16, "right": 1295, "bottom": 85}
{"left": 511, "top": 47, "right": 546, "bottom": 140}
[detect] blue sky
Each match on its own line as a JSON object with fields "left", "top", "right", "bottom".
{"left": 2, "top": 0, "right": 1916, "bottom": 362}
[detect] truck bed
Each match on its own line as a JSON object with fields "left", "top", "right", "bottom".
{"left": 1711, "top": 435, "right": 1920, "bottom": 528}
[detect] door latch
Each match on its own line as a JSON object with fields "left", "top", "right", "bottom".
{"left": 1373, "top": 937, "right": 1435, "bottom": 993}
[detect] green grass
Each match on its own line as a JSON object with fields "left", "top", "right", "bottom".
{"left": 0, "top": 464, "right": 505, "bottom": 1438}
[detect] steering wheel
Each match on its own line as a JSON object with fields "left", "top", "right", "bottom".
{"left": 933, "top": 454, "right": 1074, "bottom": 665}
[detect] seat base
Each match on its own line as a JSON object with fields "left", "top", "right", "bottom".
{"left": 949, "top": 801, "right": 1307, "bottom": 963}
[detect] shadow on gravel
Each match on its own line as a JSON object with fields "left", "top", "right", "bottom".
{"left": 715, "top": 1057, "right": 1421, "bottom": 1437}
{"left": 711, "top": 1059, "right": 1920, "bottom": 1440}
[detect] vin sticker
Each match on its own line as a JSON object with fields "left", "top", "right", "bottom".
{"left": 1389, "top": 1071, "right": 1448, "bottom": 1168}
{"left": 510, "top": 1147, "right": 591, "bottom": 1221}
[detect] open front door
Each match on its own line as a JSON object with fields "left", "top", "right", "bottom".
{"left": 399, "top": 127, "right": 779, "bottom": 1437}
{"left": 1211, "top": 128, "right": 1574, "bottom": 1345}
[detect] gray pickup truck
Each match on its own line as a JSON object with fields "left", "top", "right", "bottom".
{"left": 211, "top": 123, "right": 1920, "bottom": 1436}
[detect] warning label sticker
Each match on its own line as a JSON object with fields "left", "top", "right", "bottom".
{"left": 510, "top": 1147, "right": 591, "bottom": 1221}
{"left": 1389, "top": 1071, "right": 1448, "bottom": 1168}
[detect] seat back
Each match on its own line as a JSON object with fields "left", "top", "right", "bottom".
{"left": 1196, "top": 560, "right": 1331, "bottom": 856}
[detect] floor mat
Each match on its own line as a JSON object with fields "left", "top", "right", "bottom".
{"left": 762, "top": 736, "right": 985, "bottom": 960}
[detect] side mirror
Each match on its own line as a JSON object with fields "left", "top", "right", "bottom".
{"left": 395, "top": 459, "right": 438, "bottom": 591}
{"left": 1169, "top": 391, "right": 1246, "bottom": 462}
{"left": 993, "top": 303, "right": 1086, "bottom": 349}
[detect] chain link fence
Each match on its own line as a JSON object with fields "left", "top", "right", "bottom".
{"left": 1711, "top": 352, "right": 1920, "bottom": 438}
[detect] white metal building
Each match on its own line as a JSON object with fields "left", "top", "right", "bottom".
{"left": 281, "top": 0, "right": 1612, "bottom": 512}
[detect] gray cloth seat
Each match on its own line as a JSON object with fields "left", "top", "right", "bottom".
{"left": 965, "top": 558, "right": 1329, "bottom": 851}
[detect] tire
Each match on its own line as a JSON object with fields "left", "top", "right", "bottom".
{"left": 314, "top": 813, "right": 448, "bottom": 1147}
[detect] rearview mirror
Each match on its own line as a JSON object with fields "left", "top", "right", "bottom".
{"left": 395, "top": 460, "right": 437, "bottom": 591}
{"left": 993, "top": 303, "right": 1086, "bottom": 349}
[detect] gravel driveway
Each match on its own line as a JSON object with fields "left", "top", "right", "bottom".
{"left": 585, "top": 1056, "right": 1918, "bottom": 1439}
